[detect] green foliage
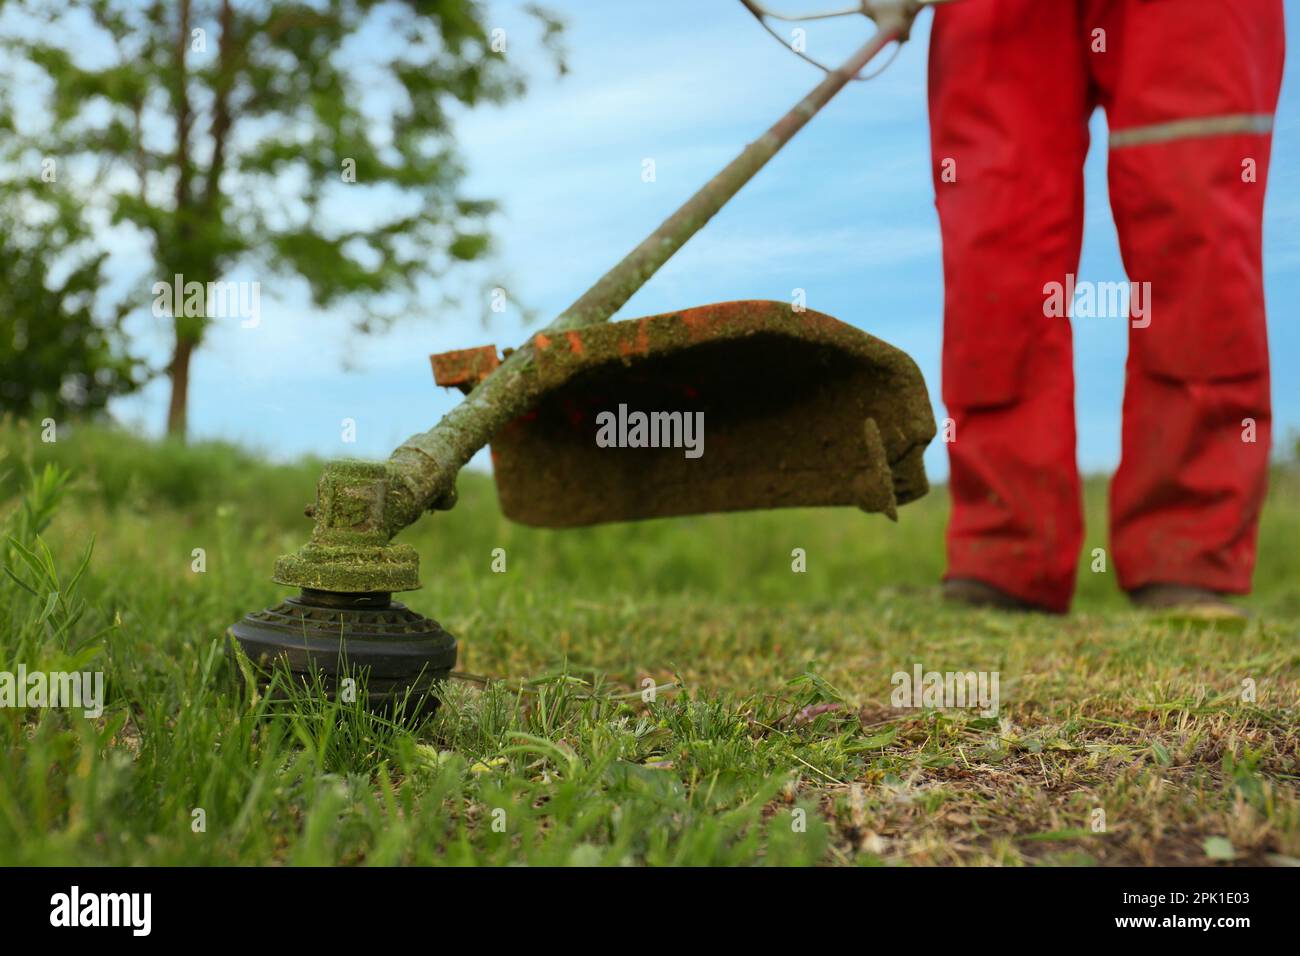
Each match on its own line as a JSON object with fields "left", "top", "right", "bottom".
{"left": 0, "top": 0, "right": 564, "bottom": 433}
{"left": 0, "top": 213, "right": 141, "bottom": 419}
{"left": 0, "top": 419, "right": 322, "bottom": 517}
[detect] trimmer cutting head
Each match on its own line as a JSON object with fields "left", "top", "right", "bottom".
{"left": 227, "top": 588, "right": 456, "bottom": 718}
{"left": 433, "top": 300, "right": 935, "bottom": 527}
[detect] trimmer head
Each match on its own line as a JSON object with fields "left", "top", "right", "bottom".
{"left": 433, "top": 300, "right": 935, "bottom": 527}
{"left": 227, "top": 588, "right": 456, "bottom": 718}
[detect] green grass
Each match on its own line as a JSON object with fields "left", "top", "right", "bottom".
{"left": 1, "top": 418, "right": 1297, "bottom": 866}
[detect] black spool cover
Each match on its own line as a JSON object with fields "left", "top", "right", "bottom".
{"left": 227, "top": 589, "right": 457, "bottom": 717}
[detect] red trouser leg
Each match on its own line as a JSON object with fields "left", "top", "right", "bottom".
{"left": 1090, "top": 0, "right": 1285, "bottom": 593}
{"left": 928, "top": 1, "right": 1092, "bottom": 611}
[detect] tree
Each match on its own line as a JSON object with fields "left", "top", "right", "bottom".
{"left": 0, "top": 0, "right": 564, "bottom": 437}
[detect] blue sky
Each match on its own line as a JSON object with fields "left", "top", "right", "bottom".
{"left": 106, "top": 0, "right": 1299, "bottom": 482}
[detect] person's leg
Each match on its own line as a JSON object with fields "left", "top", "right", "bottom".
{"left": 1091, "top": 0, "right": 1284, "bottom": 598}
{"left": 929, "top": 0, "right": 1092, "bottom": 612}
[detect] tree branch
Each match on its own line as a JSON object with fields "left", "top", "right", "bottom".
{"left": 173, "top": 0, "right": 193, "bottom": 249}
{"left": 201, "top": 0, "right": 235, "bottom": 214}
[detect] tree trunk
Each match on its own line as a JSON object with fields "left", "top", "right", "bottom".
{"left": 166, "top": 334, "right": 195, "bottom": 439}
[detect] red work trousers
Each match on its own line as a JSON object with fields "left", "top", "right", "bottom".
{"left": 928, "top": 0, "right": 1285, "bottom": 611}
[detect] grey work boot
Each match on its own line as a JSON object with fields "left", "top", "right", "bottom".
{"left": 941, "top": 578, "right": 1054, "bottom": 613}
{"left": 1128, "top": 584, "right": 1248, "bottom": 620}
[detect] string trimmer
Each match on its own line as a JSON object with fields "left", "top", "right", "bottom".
{"left": 229, "top": 0, "right": 945, "bottom": 715}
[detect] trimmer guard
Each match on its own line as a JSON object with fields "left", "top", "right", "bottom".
{"left": 431, "top": 300, "right": 935, "bottom": 528}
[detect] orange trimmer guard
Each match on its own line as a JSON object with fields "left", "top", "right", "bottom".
{"left": 431, "top": 300, "right": 935, "bottom": 528}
